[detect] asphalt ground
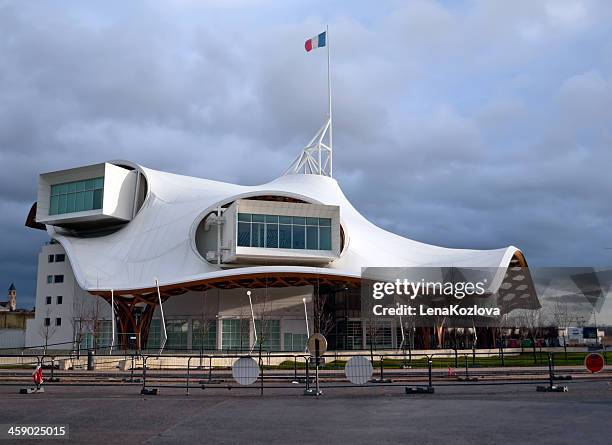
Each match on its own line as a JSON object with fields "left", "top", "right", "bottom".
{"left": 0, "top": 380, "right": 611, "bottom": 445}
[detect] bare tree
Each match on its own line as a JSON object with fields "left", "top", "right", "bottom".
{"left": 515, "top": 308, "right": 547, "bottom": 363}
{"left": 253, "top": 289, "right": 274, "bottom": 352}
{"left": 313, "top": 283, "right": 335, "bottom": 338}
{"left": 71, "top": 293, "right": 88, "bottom": 358}
{"left": 38, "top": 307, "right": 58, "bottom": 354}
{"left": 193, "top": 291, "right": 216, "bottom": 353}
{"left": 84, "top": 298, "right": 102, "bottom": 352}
{"left": 550, "top": 300, "right": 573, "bottom": 358}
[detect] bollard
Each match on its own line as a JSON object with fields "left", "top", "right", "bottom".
{"left": 87, "top": 350, "right": 95, "bottom": 371}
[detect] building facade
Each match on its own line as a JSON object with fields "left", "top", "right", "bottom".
{"left": 25, "top": 159, "right": 537, "bottom": 351}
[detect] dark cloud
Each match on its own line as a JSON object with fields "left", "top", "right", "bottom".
{"left": 1, "top": 0, "right": 611, "bottom": 309}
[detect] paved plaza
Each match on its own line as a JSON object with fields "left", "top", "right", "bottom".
{"left": 0, "top": 381, "right": 611, "bottom": 444}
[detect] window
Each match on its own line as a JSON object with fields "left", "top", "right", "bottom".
{"left": 49, "top": 177, "right": 104, "bottom": 215}
{"left": 221, "top": 319, "right": 250, "bottom": 350}
{"left": 236, "top": 213, "right": 333, "bottom": 251}
{"left": 54, "top": 275, "right": 64, "bottom": 283}
{"left": 365, "top": 320, "right": 393, "bottom": 350}
{"left": 284, "top": 333, "right": 308, "bottom": 352}
{"left": 47, "top": 275, "right": 53, "bottom": 284}
{"left": 44, "top": 318, "right": 50, "bottom": 326}
{"left": 192, "top": 319, "right": 217, "bottom": 350}
{"left": 146, "top": 319, "right": 161, "bottom": 350}
{"left": 96, "top": 320, "right": 112, "bottom": 348}
{"left": 55, "top": 254, "right": 65, "bottom": 262}
{"left": 166, "top": 319, "right": 188, "bottom": 350}
{"left": 45, "top": 296, "right": 52, "bottom": 305}
{"left": 56, "top": 295, "right": 63, "bottom": 305}
{"left": 255, "top": 320, "right": 280, "bottom": 351}
{"left": 56, "top": 318, "right": 62, "bottom": 326}
{"left": 48, "top": 254, "right": 54, "bottom": 263}
{"left": 336, "top": 320, "right": 363, "bottom": 350}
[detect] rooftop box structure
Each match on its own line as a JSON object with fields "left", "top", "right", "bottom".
{"left": 36, "top": 162, "right": 144, "bottom": 226}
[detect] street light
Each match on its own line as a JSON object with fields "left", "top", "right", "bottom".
{"left": 247, "top": 290, "right": 256, "bottom": 354}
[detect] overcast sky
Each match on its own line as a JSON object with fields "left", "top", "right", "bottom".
{"left": 1, "top": 0, "right": 612, "bottom": 309}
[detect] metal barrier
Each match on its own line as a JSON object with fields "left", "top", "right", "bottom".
{"left": 0, "top": 348, "right": 609, "bottom": 396}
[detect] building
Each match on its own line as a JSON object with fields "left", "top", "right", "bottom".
{"left": 24, "top": 145, "right": 538, "bottom": 351}
{"left": 0, "top": 284, "right": 35, "bottom": 349}
{"left": 0, "top": 283, "right": 17, "bottom": 312}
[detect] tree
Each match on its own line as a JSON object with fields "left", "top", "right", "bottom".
{"left": 38, "top": 307, "right": 58, "bottom": 354}
{"left": 84, "top": 297, "right": 102, "bottom": 352}
{"left": 550, "top": 299, "right": 573, "bottom": 358}
{"left": 312, "top": 282, "right": 335, "bottom": 338}
{"left": 515, "top": 308, "right": 547, "bottom": 364}
{"left": 71, "top": 293, "right": 88, "bottom": 358}
{"left": 193, "top": 291, "right": 216, "bottom": 352}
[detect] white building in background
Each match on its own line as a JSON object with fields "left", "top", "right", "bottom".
{"left": 24, "top": 155, "right": 537, "bottom": 351}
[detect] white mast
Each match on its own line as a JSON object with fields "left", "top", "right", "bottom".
{"left": 327, "top": 24, "right": 332, "bottom": 177}
{"left": 285, "top": 26, "right": 333, "bottom": 177}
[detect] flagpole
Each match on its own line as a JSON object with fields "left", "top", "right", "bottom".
{"left": 327, "top": 24, "right": 333, "bottom": 177}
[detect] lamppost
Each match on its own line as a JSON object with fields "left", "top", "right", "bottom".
{"left": 247, "top": 290, "right": 256, "bottom": 354}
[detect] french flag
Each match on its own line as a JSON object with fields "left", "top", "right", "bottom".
{"left": 305, "top": 32, "right": 326, "bottom": 52}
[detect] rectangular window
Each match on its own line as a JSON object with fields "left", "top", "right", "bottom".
{"left": 166, "top": 319, "right": 188, "bottom": 350}
{"left": 319, "top": 226, "right": 332, "bottom": 250}
{"left": 292, "top": 225, "right": 305, "bottom": 249}
{"left": 45, "top": 296, "right": 52, "bottom": 305}
{"left": 55, "top": 318, "right": 62, "bottom": 326}
{"left": 284, "top": 333, "right": 308, "bottom": 352}
{"left": 266, "top": 223, "right": 278, "bottom": 248}
{"left": 146, "top": 319, "right": 161, "bottom": 350}
{"left": 237, "top": 222, "right": 251, "bottom": 247}
{"left": 279, "top": 224, "right": 292, "bottom": 248}
{"left": 365, "top": 320, "right": 393, "bottom": 349}
{"left": 345, "top": 320, "right": 363, "bottom": 350}
{"left": 96, "top": 320, "right": 112, "bottom": 348}
{"left": 55, "top": 254, "right": 65, "bottom": 262}
{"left": 192, "top": 319, "right": 217, "bottom": 350}
{"left": 221, "top": 319, "right": 250, "bottom": 350}
{"left": 49, "top": 177, "right": 104, "bottom": 215}
{"left": 236, "top": 212, "right": 334, "bottom": 252}
{"left": 255, "top": 320, "right": 280, "bottom": 351}
{"left": 44, "top": 318, "right": 50, "bottom": 327}
{"left": 56, "top": 295, "right": 63, "bottom": 305}
{"left": 47, "top": 275, "right": 53, "bottom": 284}
{"left": 306, "top": 226, "right": 318, "bottom": 250}
{"left": 252, "top": 222, "right": 265, "bottom": 247}
{"left": 48, "top": 254, "right": 54, "bottom": 263}
{"left": 54, "top": 275, "right": 64, "bottom": 283}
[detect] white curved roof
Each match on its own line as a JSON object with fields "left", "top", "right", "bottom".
{"left": 47, "top": 162, "right": 525, "bottom": 293}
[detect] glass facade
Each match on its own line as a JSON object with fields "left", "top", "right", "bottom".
{"left": 147, "top": 319, "right": 160, "bottom": 350}
{"left": 254, "top": 319, "right": 280, "bottom": 351}
{"left": 192, "top": 319, "right": 217, "bottom": 350}
{"left": 166, "top": 319, "right": 189, "bottom": 350}
{"left": 365, "top": 320, "right": 393, "bottom": 349}
{"left": 237, "top": 213, "right": 332, "bottom": 250}
{"left": 221, "top": 319, "right": 250, "bottom": 350}
{"left": 49, "top": 177, "right": 104, "bottom": 215}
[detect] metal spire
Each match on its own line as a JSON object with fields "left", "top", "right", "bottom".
{"left": 285, "top": 25, "right": 333, "bottom": 177}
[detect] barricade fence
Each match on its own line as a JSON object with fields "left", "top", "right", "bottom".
{"left": 0, "top": 349, "right": 609, "bottom": 395}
